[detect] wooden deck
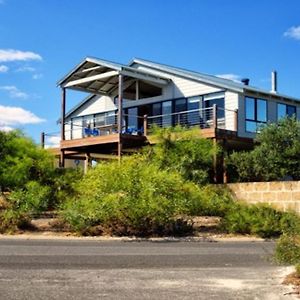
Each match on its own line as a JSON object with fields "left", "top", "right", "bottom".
{"left": 60, "top": 133, "right": 147, "bottom": 153}
{"left": 56, "top": 127, "right": 252, "bottom": 157}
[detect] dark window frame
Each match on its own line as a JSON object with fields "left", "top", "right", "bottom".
{"left": 245, "top": 96, "right": 267, "bottom": 133}
{"left": 277, "top": 102, "right": 296, "bottom": 120}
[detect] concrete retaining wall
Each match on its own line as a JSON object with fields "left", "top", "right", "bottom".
{"left": 226, "top": 181, "right": 300, "bottom": 214}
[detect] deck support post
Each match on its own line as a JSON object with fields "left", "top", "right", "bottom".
{"left": 222, "top": 139, "right": 228, "bottom": 184}
{"left": 60, "top": 88, "right": 66, "bottom": 168}
{"left": 212, "top": 104, "right": 217, "bottom": 131}
{"left": 84, "top": 153, "right": 90, "bottom": 174}
{"left": 143, "top": 115, "right": 148, "bottom": 136}
{"left": 117, "top": 74, "right": 123, "bottom": 161}
{"left": 213, "top": 138, "right": 218, "bottom": 183}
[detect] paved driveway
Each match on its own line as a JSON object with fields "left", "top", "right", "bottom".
{"left": 0, "top": 238, "right": 296, "bottom": 299}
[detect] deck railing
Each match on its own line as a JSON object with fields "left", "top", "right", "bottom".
{"left": 41, "top": 106, "right": 237, "bottom": 148}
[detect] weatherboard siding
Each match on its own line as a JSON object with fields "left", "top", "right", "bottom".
{"left": 75, "top": 95, "right": 116, "bottom": 117}
{"left": 224, "top": 91, "right": 238, "bottom": 131}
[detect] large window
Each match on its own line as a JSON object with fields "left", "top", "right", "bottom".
{"left": 174, "top": 98, "right": 187, "bottom": 125}
{"left": 187, "top": 96, "right": 202, "bottom": 125}
{"left": 245, "top": 97, "right": 267, "bottom": 132}
{"left": 204, "top": 93, "right": 225, "bottom": 120}
{"left": 127, "top": 107, "right": 138, "bottom": 129}
{"left": 277, "top": 103, "right": 296, "bottom": 120}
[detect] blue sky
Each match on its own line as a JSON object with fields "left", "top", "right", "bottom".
{"left": 0, "top": 0, "right": 300, "bottom": 144}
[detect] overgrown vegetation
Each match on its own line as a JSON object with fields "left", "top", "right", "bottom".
{"left": 221, "top": 203, "right": 300, "bottom": 238}
{"left": 144, "top": 126, "right": 218, "bottom": 185}
{"left": 0, "top": 130, "right": 82, "bottom": 232}
{"left": 60, "top": 156, "right": 221, "bottom": 236}
{"left": 275, "top": 234, "right": 300, "bottom": 264}
{"left": 0, "top": 125, "right": 300, "bottom": 261}
{"left": 229, "top": 117, "right": 300, "bottom": 182}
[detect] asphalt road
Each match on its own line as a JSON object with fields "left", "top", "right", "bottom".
{"left": 0, "top": 238, "right": 296, "bottom": 300}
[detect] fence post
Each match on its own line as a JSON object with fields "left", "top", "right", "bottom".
{"left": 143, "top": 114, "right": 148, "bottom": 136}
{"left": 40, "top": 132, "right": 45, "bottom": 149}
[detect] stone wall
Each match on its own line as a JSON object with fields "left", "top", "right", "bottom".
{"left": 226, "top": 181, "right": 300, "bottom": 214}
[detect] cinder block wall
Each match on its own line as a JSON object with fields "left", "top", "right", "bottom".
{"left": 226, "top": 181, "right": 300, "bottom": 214}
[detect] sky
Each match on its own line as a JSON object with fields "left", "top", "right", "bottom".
{"left": 0, "top": 0, "right": 300, "bottom": 145}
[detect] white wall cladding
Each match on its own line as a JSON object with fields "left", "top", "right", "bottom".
{"left": 74, "top": 95, "right": 116, "bottom": 117}
{"left": 134, "top": 65, "right": 222, "bottom": 98}
{"left": 224, "top": 91, "right": 238, "bottom": 131}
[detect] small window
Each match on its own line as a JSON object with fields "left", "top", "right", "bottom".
{"left": 277, "top": 103, "right": 296, "bottom": 120}
{"left": 245, "top": 97, "right": 267, "bottom": 133}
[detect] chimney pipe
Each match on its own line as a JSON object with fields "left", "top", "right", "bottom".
{"left": 271, "top": 71, "right": 277, "bottom": 93}
{"left": 241, "top": 78, "right": 250, "bottom": 86}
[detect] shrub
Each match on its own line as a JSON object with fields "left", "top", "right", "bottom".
{"left": 145, "top": 126, "right": 218, "bottom": 185}
{"left": 275, "top": 234, "right": 300, "bottom": 264}
{"left": 0, "top": 181, "right": 52, "bottom": 232}
{"left": 60, "top": 155, "right": 209, "bottom": 235}
{"left": 228, "top": 117, "right": 300, "bottom": 182}
{"left": 296, "top": 264, "right": 300, "bottom": 277}
{"left": 221, "top": 203, "right": 300, "bottom": 238}
{"left": 0, "top": 130, "right": 55, "bottom": 191}
{"left": 7, "top": 181, "right": 51, "bottom": 215}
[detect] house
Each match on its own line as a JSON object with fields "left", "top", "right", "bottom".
{"left": 52, "top": 57, "right": 300, "bottom": 181}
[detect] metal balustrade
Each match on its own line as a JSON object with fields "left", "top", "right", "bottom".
{"left": 42, "top": 106, "right": 237, "bottom": 148}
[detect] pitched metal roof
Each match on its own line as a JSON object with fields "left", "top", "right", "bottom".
{"left": 57, "top": 57, "right": 170, "bottom": 96}
{"left": 130, "top": 58, "right": 300, "bottom": 102}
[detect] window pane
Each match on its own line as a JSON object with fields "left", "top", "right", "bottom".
{"left": 174, "top": 99, "right": 186, "bottom": 125}
{"left": 277, "top": 103, "right": 286, "bottom": 120}
{"left": 128, "top": 107, "right": 138, "bottom": 129}
{"left": 162, "top": 101, "right": 172, "bottom": 127}
{"left": 246, "top": 121, "right": 257, "bottom": 133}
{"left": 245, "top": 97, "right": 255, "bottom": 120}
{"left": 152, "top": 103, "right": 162, "bottom": 126}
{"left": 188, "top": 97, "right": 201, "bottom": 125}
{"left": 174, "top": 98, "right": 186, "bottom": 112}
{"left": 257, "top": 99, "right": 267, "bottom": 122}
{"left": 152, "top": 103, "right": 161, "bottom": 116}
{"left": 205, "top": 98, "right": 225, "bottom": 119}
{"left": 287, "top": 105, "right": 296, "bottom": 117}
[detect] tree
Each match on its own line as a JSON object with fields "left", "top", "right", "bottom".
{"left": 0, "top": 130, "right": 54, "bottom": 191}
{"left": 229, "top": 117, "right": 300, "bottom": 181}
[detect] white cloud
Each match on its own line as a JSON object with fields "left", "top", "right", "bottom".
{"left": 0, "top": 125, "right": 13, "bottom": 132}
{"left": 0, "top": 49, "right": 42, "bottom": 62}
{"left": 216, "top": 73, "right": 241, "bottom": 82}
{"left": 0, "top": 105, "right": 45, "bottom": 126}
{"left": 16, "top": 66, "right": 36, "bottom": 72}
{"left": 284, "top": 26, "right": 300, "bottom": 40}
{"left": 45, "top": 136, "right": 60, "bottom": 148}
{"left": 0, "top": 85, "right": 29, "bottom": 99}
{"left": 32, "top": 73, "right": 43, "bottom": 80}
{"left": 0, "top": 65, "right": 8, "bottom": 73}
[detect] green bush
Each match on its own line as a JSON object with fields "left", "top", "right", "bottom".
{"left": 0, "top": 130, "right": 55, "bottom": 191}
{"left": 145, "top": 126, "right": 218, "bottom": 185}
{"left": 7, "top": 181, "right": 51, "bottom": 215}
{"left": 295, "top": 264, "right": 300, "bottom": 277}
{"left": 0, "top": 181, "right": 52, "bottom": 232}
{"left": 275, "top": 234, "right": 300, "bottom": 264}
{"left": 60, "top": 155, "right": 210, "bottom": 235}
{"left": 221, "top": 203, "right": 300, "bottom": 238}
{"left": 229, "top": 118, "right": 300, "bottom": 182}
